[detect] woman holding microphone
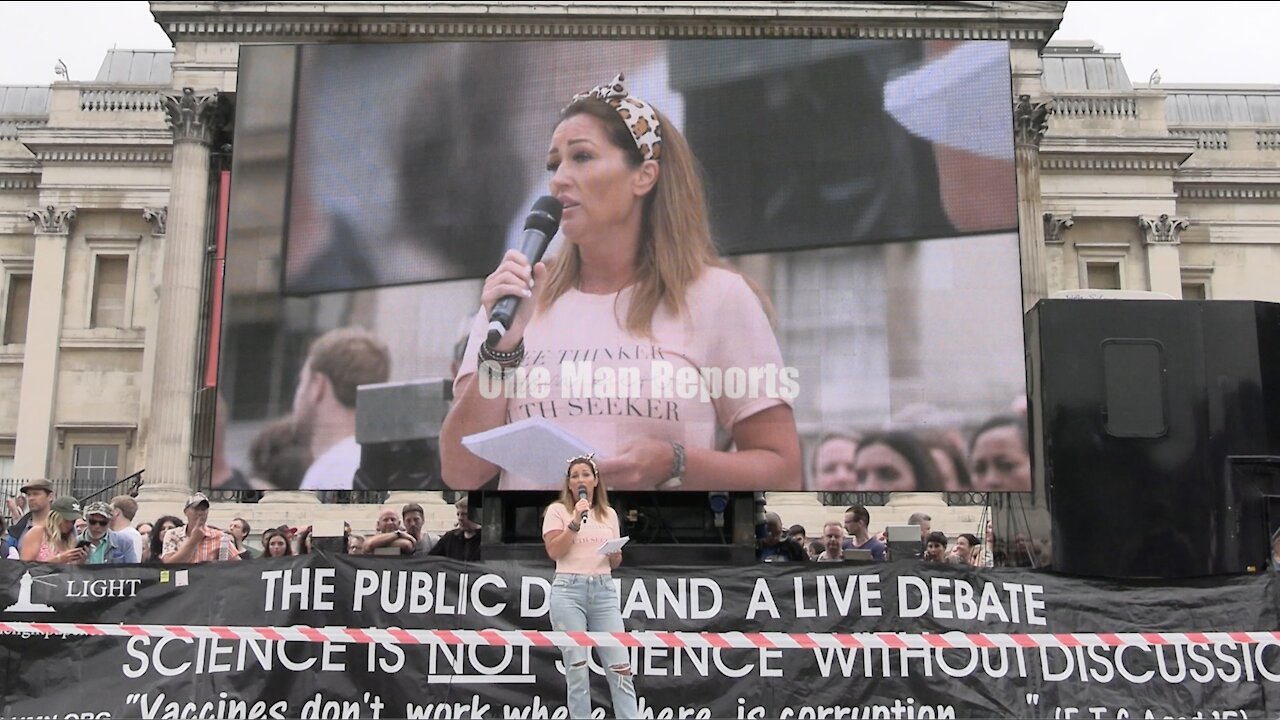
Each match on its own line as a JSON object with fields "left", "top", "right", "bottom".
{"left": 542, "top": 454, "right": 637, "bottom": 719}
{"left": 441, "top": 73, "right": 802, "bottom": 492}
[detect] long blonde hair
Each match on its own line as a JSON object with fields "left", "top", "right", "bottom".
{"left": 557, "top": 457, "right": 610, "bottom": 522}
{"left": 42, "top": 510, "right": 77, "bottom": 553}
{"left": 541, "top": 100, "right": 726, "bottom": 337}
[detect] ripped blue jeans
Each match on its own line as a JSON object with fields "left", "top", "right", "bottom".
{"left": 549, "top": 573, "right": 639, "bottom": 719}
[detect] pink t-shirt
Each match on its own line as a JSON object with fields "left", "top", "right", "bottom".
{"left": 456, "top": 266, "right": 792, "bottom": 489}
{"left": 542, "top": 502, "right": 619, "bottom": 575}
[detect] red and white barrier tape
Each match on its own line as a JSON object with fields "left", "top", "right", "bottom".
{"left": 3, "top": 623, "right": 1279, "bottom": 650}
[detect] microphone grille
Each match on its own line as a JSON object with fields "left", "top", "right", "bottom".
{"left": 525, "top": 195, "right": 563, "bottom": 234}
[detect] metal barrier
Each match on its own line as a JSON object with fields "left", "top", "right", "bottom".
{"left": 0, "top": 470, "right": 142, "bottom": 505}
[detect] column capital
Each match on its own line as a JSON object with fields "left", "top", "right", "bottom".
{"left": 1014, "top": 94, "right": 1052, "bottom": 149}
{"left": 1139, "top": 214, "right": 1190, "bottom": 245}
{"left": 25, "top": 205, "right": 77, "bottom": 234}
{"left": 1043, "top": 212, "right": 1074, "bottom": 245}
{"left": 143, "top": 206, "right": 168, "bottom": 235}
{"left": 163, "top": 87, "right": 219, "bottom": 146}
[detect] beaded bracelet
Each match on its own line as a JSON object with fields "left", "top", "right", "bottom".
{"left": 478, "top": 338, "right": 525, "bottom": 368}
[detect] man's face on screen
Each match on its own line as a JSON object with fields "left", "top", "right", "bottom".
{"left": 547, "top": 114, "right": 648, "bottom": 243}
{"left": 292, "top": 360, "right": 319, "bottom": 435}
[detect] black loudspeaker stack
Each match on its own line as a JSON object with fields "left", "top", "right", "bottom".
{"left": 1026, "top": 299, "right": 1280, "bottom": 579}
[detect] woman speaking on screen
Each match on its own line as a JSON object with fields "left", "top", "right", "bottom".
{"left": 441, "top": 73, "right": 802, "bottom": 491}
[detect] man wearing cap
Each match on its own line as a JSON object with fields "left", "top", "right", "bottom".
{"left": 18, "top": 495, "right": 87, "bottom": 563}
{"left": 80, "top": 502, "right": 138, "bottom": 565}
{"left": 4, "top": 478, "right": 56, "bottom": 559}
{"left": 161, "top": 493, "right": 241, "bottom": 563}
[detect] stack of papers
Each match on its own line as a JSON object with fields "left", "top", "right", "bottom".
{"left": 462, "top": 417, "right": 599, "bottom": 486}
{"left": 597, "top": 537, "right": 630, "bottom": 555}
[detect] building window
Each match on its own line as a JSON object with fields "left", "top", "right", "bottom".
{"left": 4, "top": 274, "right": 32, "bottom": 345}
{"left": 1181, "top": 265, "right": 1213, "bottom": 300}
{"left": 71, "top": 444, "right": 119, "bottom": 498}
{"left": 91, "top": 255, "right": 130, "bottom": 328}
{"left": 1085, "top": 262, "right": 1122, "bottom": 290}
{"left": 83, "top": 236, "right": 141, "bottom": 331}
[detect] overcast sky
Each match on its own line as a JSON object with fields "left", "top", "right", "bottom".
{"left": 0, "top": 2, "right": 1276, "bottom": 87}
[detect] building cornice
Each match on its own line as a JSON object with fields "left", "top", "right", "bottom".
{"left": 1176, "top": 168, "right": 1280, "bottom": 200}
{"left": 1175, "top": 168, "right": 1280, "bottom": 183}
{"left": 1040, "top": 137, "right": 1195, "bottom": 174}
{"left": 1041, "top": 156, "right": 1185, "bottom": 173}
{"left": 150, "top": 1, "right": 1068, "bottom": 42}
{"left": 54, "top": 422, "right": 138, "bottom": 449}
{"left": 0, "top": 177, "right": 39, "bottom": 190}
{"left": 32, "top": 149, "right": 173, "bottom": 165}
{"left": 1042, "top": 137, "right": 1197, "bottom": 155}
{"left": 0, "top": 120, "right": 48, "bottom": 141}
{"left": 19, "top": 128, "right": 172, "bottom": 148}
{"left": 1178, "top": 185, "right": 1280, "bottom": 201}
{"left": 60, "top": 335, "right": 146, "bottom": 350}
{"left": 17, "top": 129, "right": 174, "bottom": 165}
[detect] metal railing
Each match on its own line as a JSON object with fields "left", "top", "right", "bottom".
{"left": 1, "top": 470, "right": 143, "bottom": 505}
{"left": 819, "top": 492, "right": 892, "bottom": 507}
{"left": 820, "top": 491, "right": 989, "bottom": 508}
{"left": 201, "top": 488, "right": 390, "bottom": 506}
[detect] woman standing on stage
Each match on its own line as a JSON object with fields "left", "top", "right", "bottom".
{"left": 542, "top": 455, "right": 637, "bottom": 719}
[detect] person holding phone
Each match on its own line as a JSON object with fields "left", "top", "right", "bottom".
{"left": 542, "top": 455, "right": 636, "bottom": 719}
{"left": 79, "top": 502, "right": 138, "bottom": 564}
{"left": 19, "top": 496, "right": 86, "bottom": 564}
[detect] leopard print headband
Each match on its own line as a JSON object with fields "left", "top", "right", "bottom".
{"left": 566, "top": 454, "right": 600, "bottom": 479}
{"left": 569, "top": 73, "right": 663, "bottom": 162}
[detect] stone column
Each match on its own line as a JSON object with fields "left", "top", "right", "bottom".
{"left": 1014, "top": 95, "right": 1052, "bottom": 312}
{"left": 12, "top": 206, "right": 77, "bottom": 478}
{"left": 135, "top": 207, "right": 167, "bottom": 471}
{"left": 1139, "top": 214, "right": 1190, "bottom": 298}
{"left": 136, "top": 88, "right": 218, "bottom": 508}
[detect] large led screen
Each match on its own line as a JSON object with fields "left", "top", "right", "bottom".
{"left": 216, "top": 39, "right": 1030, "bottom": 494}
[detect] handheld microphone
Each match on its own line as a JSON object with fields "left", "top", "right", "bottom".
{"left": 487, "top": 196, "right": 564, "bottom": 347}
{"left": 578, "top": 485, "right": 589, "bottom": 524}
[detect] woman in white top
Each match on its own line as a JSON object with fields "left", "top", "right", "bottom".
{"left": 542, "top": 455, "right": 636, "bottom": 719}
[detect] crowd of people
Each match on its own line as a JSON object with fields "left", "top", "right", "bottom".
{"left": 0, "top": 483, "right": 480, "bottom": 565}
{"left": 806, "top": 411, "right": 1032, "bottom": 494}
{"left": 757, "top": 505, "right": 1024, "bottom": 567}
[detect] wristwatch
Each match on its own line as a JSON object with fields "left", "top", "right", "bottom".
{"left": 657, "top": 442, "right": 685, "bottom": 490}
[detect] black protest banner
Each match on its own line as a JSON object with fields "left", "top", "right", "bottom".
{"left": 3, "top": 555, "right": 1279, "bottom": 719}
